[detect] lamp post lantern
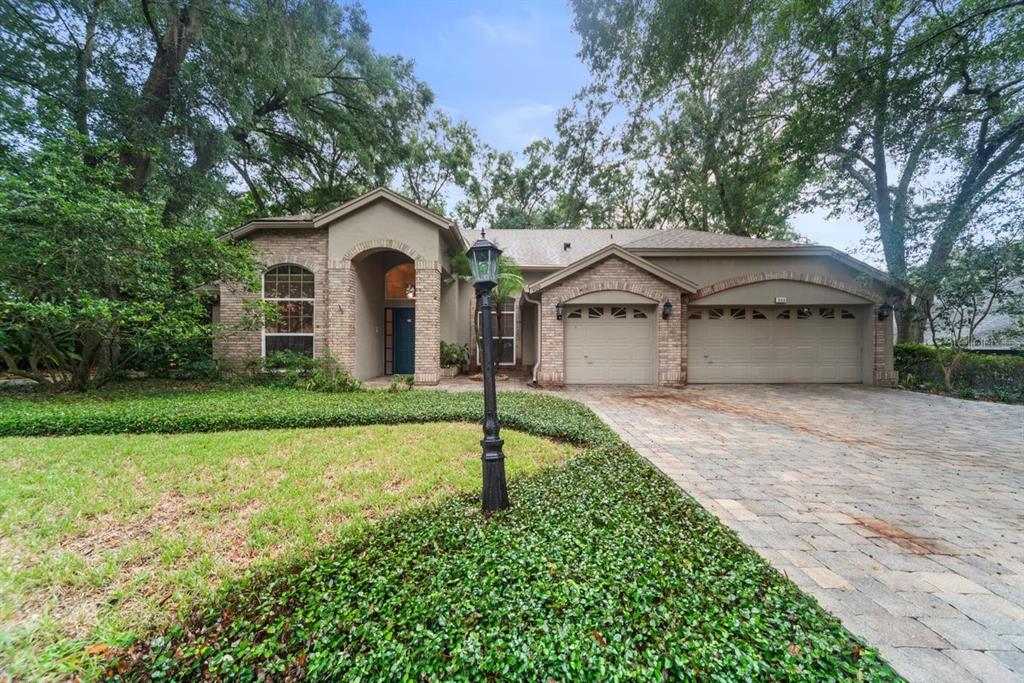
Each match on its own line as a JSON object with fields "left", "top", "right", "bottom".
{"left": 467, "top": 236, "right": 509, "bottom": 512}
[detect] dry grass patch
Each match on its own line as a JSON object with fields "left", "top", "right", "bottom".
{"left": 0, "top": 423, "right": 576, "bottom": 680}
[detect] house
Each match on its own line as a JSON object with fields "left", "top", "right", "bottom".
{"left": 214, "top": 187, "right": 902, "bottom": 386}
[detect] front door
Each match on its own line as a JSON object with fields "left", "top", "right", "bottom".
{"left": 391, "top": 308, "right": 415, "bottom": 375}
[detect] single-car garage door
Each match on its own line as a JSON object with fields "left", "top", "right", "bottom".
{"left": 565, "top": 305, "right": 656, "bottom": 384}
{"left": 688, "top": 306, "right": 862, "bottom": 383}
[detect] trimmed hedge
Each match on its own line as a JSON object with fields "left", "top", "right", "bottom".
{"left": 0, "top": 385, "right": 605, "bottom": 443}
{"left": 895, "top": 343, "right": 1024, "bottom": 403}
{"left": 2, "top": 383, "right": 897, "bottom": 680}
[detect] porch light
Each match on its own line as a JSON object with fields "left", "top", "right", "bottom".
{"left": 662, "top": 300, "right": 674, "bottom": 320}
{"left": 467, "top": 237, "right": 501, "bottom": 288}
{"left": 877, "top": 303, "right": 893, "bottom": 320}
{"left": 405, "top": 283, "right": 416, "bottom": 299}
{"left": 555, "top": 302, "right": 565, "bottom": 320}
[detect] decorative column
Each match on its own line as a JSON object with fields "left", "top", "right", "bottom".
{"left": 414, "top": 260, "right": 441, "bottom": 385}
{"left": 536, "top": 292, "right": 565, "bottom": 386}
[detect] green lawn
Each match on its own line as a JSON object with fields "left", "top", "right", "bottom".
{"left": 0, "top": 422, "right": 575, "bottom": 680}
{"left": 0, "top": 381, "right": 899, "bottom": 681}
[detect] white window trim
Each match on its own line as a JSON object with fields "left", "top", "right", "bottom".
{"left": 477, "top": 298, "right": 517, "bottom": 366}
{"left": 261, "top": 267, "right": 315, "bottom": 358}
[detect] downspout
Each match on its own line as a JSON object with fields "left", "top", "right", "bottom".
{"left": 523, "top": 289, "right": 543, "bottom": 384}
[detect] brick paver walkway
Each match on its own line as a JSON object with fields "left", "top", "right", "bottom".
{"left": 567, "top": 384, "right": 1024, "bottom": 683}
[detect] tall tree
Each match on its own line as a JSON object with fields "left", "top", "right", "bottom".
{"left": 397, "top": 111, "right": 479, "bottom": 214}
{"left": 794, "top": 0, "right": 1024, "bottom": 341}
{"left": 0, "top": 0, "right": 431, "bottom": 220}
{"left": 569, "top": 0, "right": 812, "bottom": 237}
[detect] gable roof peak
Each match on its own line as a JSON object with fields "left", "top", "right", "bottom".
{"left": 527, "top": 242, "right": 699, "bottom": 294}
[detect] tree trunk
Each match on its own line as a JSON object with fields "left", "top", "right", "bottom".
{"left": 121, "top": 1, "right": 202, "bottom": 193}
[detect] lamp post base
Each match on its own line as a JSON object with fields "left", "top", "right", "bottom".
{"left": 482, "top": 437, "right": 508, "bottom": 512}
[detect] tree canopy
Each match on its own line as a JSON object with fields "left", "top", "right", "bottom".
{"left": 0, "top": 137, "right": 261, "bottom": 389}
{"left": 0, "top": 0, "right": 434, "bottom": 221}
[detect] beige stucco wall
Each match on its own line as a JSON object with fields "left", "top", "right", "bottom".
{"left": 649, "top": 254, "right": 888, "bottom": 298}
{"left": 440, "top": 278, "right": 459, "bottom": 343}
{"left": 353, "top": 253, "right": 385, "bottom": 379}
{"left": 326, "top": 201, "right": 446, "bottom": 265}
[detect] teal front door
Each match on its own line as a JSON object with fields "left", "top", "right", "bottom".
{"left": 392, "top": 308, "right": 415, "bottom": 375}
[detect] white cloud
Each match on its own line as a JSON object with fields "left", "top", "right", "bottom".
{"left": 485, "top": 102, "right": 557, "bottom": 149}
{"left": 464, "top": 12, "right": 536, "bottom": 47}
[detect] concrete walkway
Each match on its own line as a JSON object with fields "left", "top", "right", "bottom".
{"left": 566, "top": 384, "right": 1024, "bottom": 683}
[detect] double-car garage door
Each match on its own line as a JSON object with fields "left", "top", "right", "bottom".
{"left": 563, "top": 303, "right": 864, "bottom": 384}
{"left": 688, "top": 306, "right": 862, "bottom": 383}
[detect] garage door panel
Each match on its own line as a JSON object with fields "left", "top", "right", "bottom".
{"left": 689, "top": 305, "right": 862, "bottom": 383}
{"left": 565, "top": 305, "right": 656, "bottom": 384}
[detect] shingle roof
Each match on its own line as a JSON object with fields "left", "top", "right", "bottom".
{"left": 460, "top": 228, "right": 807, "bottom": 267}
{"left": 623, "top": 228, "right": 806, "bottom": 250}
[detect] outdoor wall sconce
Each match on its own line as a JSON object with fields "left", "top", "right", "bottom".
{"left": 662, "top": 300, "right": 673, "bottom": 320}
{"left": 877, "top": 303, "right": 893, "bottom": 320}
{"left": 405, "top": 283, "right": 416, "bottom": 299}
{"left": 555, "top": 302, "right": 565, "bottom": 320}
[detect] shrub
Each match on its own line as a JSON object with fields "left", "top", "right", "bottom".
{"left": 251, "top": 351, "right": 361, "bottom": 393}
{"left": 388, "top": 374, "right": 415, "bottom": 392}
{"left": 440, "top": 340, "right": 469, "bottom": 368}
{"left": 895, "top": 343, "right": 1024, "bottom": 403}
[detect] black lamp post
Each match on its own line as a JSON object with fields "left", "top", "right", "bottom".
{"left": 467, "top": 236, "right": 509, "bottom": 512}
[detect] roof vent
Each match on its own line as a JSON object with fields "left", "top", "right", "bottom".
{"left": 563, "top": 242, "right": 571, "bottom": 250}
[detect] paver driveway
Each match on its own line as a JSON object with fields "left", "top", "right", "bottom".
{"left": 568, "top": 385, "right": 1024, "bottom": 683}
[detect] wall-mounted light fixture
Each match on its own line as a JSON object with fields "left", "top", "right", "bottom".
{"left": 555, "top": 302, "right": 565, "bottom": 320}
{"left": 877, "top": 303, "right": 893, "bottom": 320}
{"left": 405, "top": 283, "right": 416, "bottom": 299}
{"left": 662, "top": 300, "right": 674, "bottom": 320}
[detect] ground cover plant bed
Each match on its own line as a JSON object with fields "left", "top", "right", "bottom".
{"left": 1, "top": 382, "right": 898, "bottom": 681}
{"left": 0, "top": 423, "right": 575, "bottom": 680}
{"left": 0, "top": 381, "right": 600, "bottom": 441}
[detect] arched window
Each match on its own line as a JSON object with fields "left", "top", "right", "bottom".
{"left": 263, "top": 265, "right": 314, "bottom": 357}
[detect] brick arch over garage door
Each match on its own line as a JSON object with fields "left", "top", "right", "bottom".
{"left": 557, "top": 283, "right": 670, "bottom": 308}
{"left": 685, "top": 271, "right": 884, "bottom": 305}
{"left": 681, "top": 272, "right": 894, "bottom": 385}
{"left": 537, "top": 255, "right": 684, "bottom": 386}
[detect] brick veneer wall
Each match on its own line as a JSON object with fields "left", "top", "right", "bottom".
{"left": 215, "top": 229, "right": 328, "bottom": 368}
{"left": 216, "top": 231, "right": 444, "bottom": 384}
{"left": 413, "top": 261, "right": 441, "bottom": 385}
{"left": 536, "top": 256, "right": 683, "bottom": 386}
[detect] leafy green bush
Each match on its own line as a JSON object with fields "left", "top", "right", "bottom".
{"left": 388, "top": 374, "right": 415, "bottom": 392}
{"left": 87, "top": 388, "right": 892, "bottom": 681}
{"left": 440, "top": 340, "right": 469, "bottom": 368}
{"left": 251, "top": 351, "right": 361, "bottom": 393}
{"left": 895, "top": 343, "right": 1024, "bottom": 403}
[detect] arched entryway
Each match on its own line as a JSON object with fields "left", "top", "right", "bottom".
{"left": 351, "top": 249, "right": 416, "bottom": 380}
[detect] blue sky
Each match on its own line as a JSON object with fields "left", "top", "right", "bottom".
{"left": 362, "top": 0, "right": 871, "bottom": 255}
